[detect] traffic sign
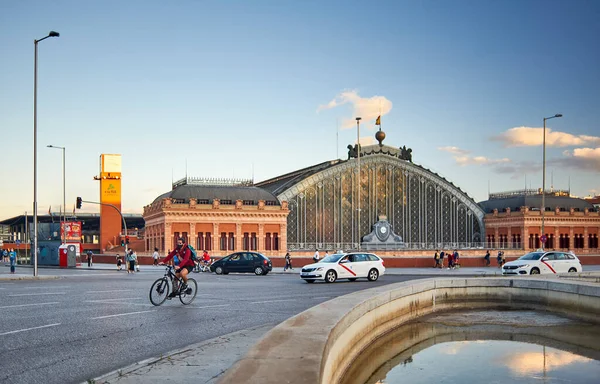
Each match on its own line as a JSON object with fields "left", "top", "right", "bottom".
{"left": 540, "top": 235, "right": 547, "bottom": 243}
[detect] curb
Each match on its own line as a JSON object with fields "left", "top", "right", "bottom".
{"left": 89, "top": 323, "right": 275, "bottom": 384}
{"left": 0, "top": 275, "right": 61, "bottom": 281}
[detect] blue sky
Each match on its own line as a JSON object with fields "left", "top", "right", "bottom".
{"left": 1, "top": 0, "right": 599, "bottom": 220}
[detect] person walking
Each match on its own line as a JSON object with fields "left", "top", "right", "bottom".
{"left": 439, "top": 250, "right": 445, "bottom": 269}
{"left": 9, "top": 248, "right": 16, "bottom": 274}
{"left": 434, "top": 250, "right": 440, "bottom": 268}
{"left": 484, "top": 250, "right": 491, "bottom": 267}
{"left": 152, "top": 247, "right": 159, "bottom": 266}
{"left": 284, "top": 252, "right": 293, "bottom": 271}
{"left": 497, "top": 250, "right": 503, "bottom": 268}
{"left": 2, "top": 249, "right": 7, "bottom": 263}
{"left": 126, "top": 249, "right": 136, "bottom": 274}
{"left": 313, "top": 249, "right": 320, "bottom": 263}
{"left": 453, "top": 250, "right": 460, "bottom": 269}
{"left": 116, "top": 254, "right": 122, "bottom": 271}
{"left": 86, "top": 250, "right": 93, "bottom": 267}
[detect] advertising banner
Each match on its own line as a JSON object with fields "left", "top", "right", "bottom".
{"left": 61, "top": 221, "right": 82, "bottom": 242}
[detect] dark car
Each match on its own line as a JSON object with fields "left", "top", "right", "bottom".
{"left": 210, "top": 252, "right": 273, "bottom": 275}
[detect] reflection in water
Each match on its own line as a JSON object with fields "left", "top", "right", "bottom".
{"left": 378, "top": 341, "right": 600, "bottom": 384}
{"left": 339, "top": 311, "right": 600, "bottom": 384}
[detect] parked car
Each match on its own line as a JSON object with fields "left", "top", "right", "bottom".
{"left": 210, "top": 252, "right": 272, "bottom": 275}
{"left": 502, "top": 251, "right": 582, "bottom": 275}
{"left": 300, "top": 252, "right": 385, "bottom": 283}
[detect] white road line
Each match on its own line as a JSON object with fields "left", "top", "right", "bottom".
{"left": 9, "top": 292, "right": 66, "bottom": 297}
{"left": 0, "top": 302, "right": 60, "bottom": 310}
{"left": 84, "top": 297, "right": 141, "bottom": 302}
{"left": 91, "top": 310, "right": 154, "bottom": 320}
{"left": 186, "top": 304, "right": 231, "bottom": 309}
{"left": 18, "top": 285, "right": 71, "bottom": 290}
{"left": 0, "top": 323, "right": 61, "bottom": 336}
{"left": 249, "top": 299, "right": 296, "bottom": 304}
{"left": 84, "top": 300, "right": 153, "bottom": 307}
{"left": 85, "top": 290, "right": 125, "bottom": 294}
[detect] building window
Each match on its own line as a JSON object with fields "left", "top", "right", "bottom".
{"left": 547, "top": 234, "right": 554, "bottom": 249}
{"left": 220, "top": 232, "right": 227, "bottom": 251}
{"left": 198, "top": 199, "right": 209, "bottom": 204}
{"left": 243, "top": 200, "right": 254, "bottom": 205}
{"left": 205, "top": 232, "right": 212, "bottom": 251}
{"left": 174, "top": 232, "right": 180, "bottom": 250}
{"left": 243, "top": 233, "right": 250, "bottom": 250}
{"left": 228, "top": 232, "right": 235, "bottom": 250}
{"left": 251, "top": 232, "right": 257, "bottom": 251}
{"left": 559, "top": 234, "right": 570, "bottom": 249}
{"left": 197, "top": 232, "right": 204, "bottom": 250}
{"left": 265, "top": 233, "right": 272, "bottom": 251}
{"left": 590, "top": 234, "right": 598, "bottom": 249}
{"left": 221, "top": 199, "right": 233, "bottom": 205}
{"left": 273, "top": 233, "right": 279, "bottom": 251}
{"left": 182, "top": 232, "right": 188, "bottom": 244}
{"left": 265, "top": 201, "right": 278, "bottom": 206}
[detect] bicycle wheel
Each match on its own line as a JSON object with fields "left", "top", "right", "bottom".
{"left": 192, "top": 263, "right": 200, "bottom": 273}
{"left": 179, "top": 278, "right": 197, "bottom": 305}
{"left": 149, "top": 277, "right": 169, "bottom": 306}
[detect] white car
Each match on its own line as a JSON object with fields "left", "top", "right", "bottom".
{"left": 300, "top": 252, "right": 385, "bottom": 283}
{"left": 502, "top": 251, "right": 582, "bottom": 276}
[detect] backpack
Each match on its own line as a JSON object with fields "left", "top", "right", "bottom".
{"left": 188, "top": 245, "right": 199, "bottom": 262}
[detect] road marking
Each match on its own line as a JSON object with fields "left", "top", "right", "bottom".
{"left": 84, "top": 290, "right": 124, "bottom": 294}
{"left": 0, "top": 323, "right": 61, "bottom": 336}
{"left": 186, "top": 304, "right": 230, "bottom": 309}
{"left": 249, "top": 299, "right": 296, "bottom": 304}
{"left": 9, "top": 292, "right": 66, "bottom": 297}
{"left": 91, "top": 310, "right": 154, "bottom": 320}
{"left": 84, "top": 300, "right": 153, "bottom": 307}
{"left": 18, "top": 285, "right": 71, "bottom": 290}
{"left": 84, "top": 297, "right": 141, "bottom": 302}
{"left": 0, "top": 302, "right": 60, "bottom": 310}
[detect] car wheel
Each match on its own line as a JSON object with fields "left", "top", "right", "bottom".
{"left": 368, "top": 268, "right": 379, "bottom": 281}
{"left": 568, "top": 267, "right": 577, "bottom": 273}
{"left": 254, "top": 267, "right": 264, "bottom": 275}
{"left": 530, "top": 268, "right": 540, "bottom": 275}
{"left": 304, "top": 279, "right": 315, "bottom": 283}
{"left": 325, "top": 270, "right": 337, "bottom": 283}
{"left": 215, "top": 266, "right": 224, "bottom": 275}
{"left": 348, "top": 278, "right": 357, "bottom": 282}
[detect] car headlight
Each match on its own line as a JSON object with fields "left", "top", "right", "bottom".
{"left": 517, "top": 264, "right": 529, "bottom": 269}
{"left": 316, "top": 267, "right": 323, "bottom": 271}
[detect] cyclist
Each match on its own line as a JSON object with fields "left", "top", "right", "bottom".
{"left": 202, "top": 250, "right": 211, "bottom": 266}
{"left": 159, "top": 237, "right": 194, "bottom": 297}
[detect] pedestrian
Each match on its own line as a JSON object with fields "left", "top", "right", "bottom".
{"left": 86, "top": 250, "right": 93, "bottom": 267}
{"left": 152, "top": 247, "right": 159, "bottom": 266}
{"left": 439, "top": 250, "right": 445, "bottom": 269}
{"left": 284, "top": 252, "right": 293, "bottom": 271}
{"left": 501, "top": 251, "right": 506, "bottom": 267}
{"left": 447, "top": 251, "right": 454, "bottom": 269}
{"left": 453, "top": 250, "right": 460, "bottom": 269}
{"left": 2, "top": 249, "right": 7, "bottom": 263}
{"left": 484, "top": 250, "right": 491, "bottom": 267}
{"left": 126, "top": 249, "right": 136, "bottom": 273}
{"left": 324, "top": 250, "right": 329, "bottom": 260}
{"left": 9, "top": 248, "right": 16, "bottom": 274}
{"left": 116, "top": 254, "right": 122, "bottom": 271}
{"left": 313, "top": 248, "right": 320, "bottom": 263}
{"left": 497, "top": 250, "right": 503, "bottom": 268}
{"left": 434, "top": 250, "right": 440, "bottom": 268}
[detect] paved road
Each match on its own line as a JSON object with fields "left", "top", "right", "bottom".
{"left": 0, "top": 267, "right": 436, "bottom": 384}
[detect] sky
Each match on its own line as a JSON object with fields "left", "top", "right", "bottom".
{"left": 1, "top": 0, "right": 599, "bottom": 220}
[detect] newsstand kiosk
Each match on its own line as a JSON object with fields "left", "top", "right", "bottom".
{"left": 58, "top": 244, "right": 77, "bottom": 268}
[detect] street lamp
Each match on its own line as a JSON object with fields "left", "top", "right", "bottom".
{"left": 541, "top": 113, "right": 562, "bottom": 250}
{"left": 356, "top": 117, "right": 361, "bottom": 250}
{"left": 33, "top": 30, "right": 60, "bottom": 276}
{"left": 47, "top": 145, "right": 66, "bottom": 244}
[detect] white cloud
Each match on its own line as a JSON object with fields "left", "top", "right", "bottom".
{"left": 493, "top": 127, "right": 600, "bottom": 147}
{"left": 551, "top": 147, "right": 600, "bottom": 171}
{"left": 438, "top": 146, "right": 510, "bottom": 167}
{"left": 317, "top": 90, "right": 392, "bottom": 129}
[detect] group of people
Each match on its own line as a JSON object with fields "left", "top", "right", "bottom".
{"left": 2, "top": 249, "right": 17, "bottom": 274}
{"left": 484, "top": 249, "right": 505, "bottom": 267}
{"left": 114, "top": 249, "right": 139, "bottom": 273}
{"left": 433, "top": 250, "right": 461, "bottom": 269}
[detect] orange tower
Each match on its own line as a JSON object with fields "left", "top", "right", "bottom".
{"left": 96, "top": 154, "right": 122, "bottom": 252}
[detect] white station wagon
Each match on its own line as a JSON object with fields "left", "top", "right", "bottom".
{"left": 300, "top": 252, "right": 385, "bottom": 283}
{"left": 502, "top": 250, "right": 583, "bottom": 276}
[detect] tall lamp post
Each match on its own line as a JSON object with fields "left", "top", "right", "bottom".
{"left": 541, "top": 113, "right": 562, "bottom": 250}
{"left": 33, "top": 30, "right": 60, "bottom": 276}
{"left": 47, "top": 145, "right": 66, "bottom": 244}
{"left": 356, "top": 117, "right": 361, "bottom": 250}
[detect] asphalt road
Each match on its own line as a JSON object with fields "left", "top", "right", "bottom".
{"left": 0, "top": 268, "right": 436, "bottom": 384}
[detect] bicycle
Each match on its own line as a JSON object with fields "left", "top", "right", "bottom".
{"left": 149, "top": 265, "right": 198, "bottom": 306}
{"left": 193, "top": 259, "right": 213, "bottom": 273}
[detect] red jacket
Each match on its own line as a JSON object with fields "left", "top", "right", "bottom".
{"left": 162, "top": 245, "right": 194, "bottom": 268}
